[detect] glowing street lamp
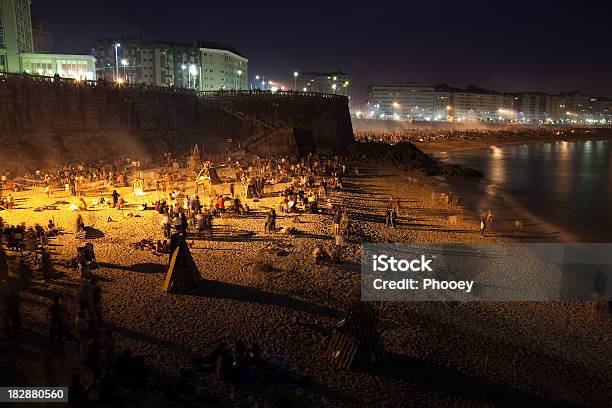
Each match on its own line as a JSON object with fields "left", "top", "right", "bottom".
{"left": 189, "top": 64, "right": 198, "bottom": 89}
{"left": 180, "top": 64, "right": 188, "bottom": 88}
{"left": 393, "top": 101, "right": 400, "bottom": 117}
{"left": 331, "top": 83, "right": 337, "bottom": 92}
{"left": 235, "top": 69, "right": 242, "bottom": 90}
{"left": 293, "top": 71, "right": 298, "bottom": 91}
{"left": 114, "top": 42, "right": 121, "bottom": 82}
{"left": 121, "top": 58, "right": 128, "bottom": 82}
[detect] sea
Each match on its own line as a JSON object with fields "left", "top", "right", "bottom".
{"left": 441, "top": 139, "right": 612, "bottom": 242}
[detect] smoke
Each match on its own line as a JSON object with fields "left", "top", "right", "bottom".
{"left": 351, "top": 118, "right": 533, "bottom": 133}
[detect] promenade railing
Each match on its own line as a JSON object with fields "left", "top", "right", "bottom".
{"left": 0, "top": 72, "right": 348, "bottom": 101}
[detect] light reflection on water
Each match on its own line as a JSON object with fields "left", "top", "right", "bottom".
{"left": 445, "top": 139, "right": 612, "bottom": 241}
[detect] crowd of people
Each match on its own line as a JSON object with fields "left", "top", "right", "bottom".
{"left": 0, "top": 214, "right": 124, "bottom": 403}
{"left": 1, "top": 143, "right": 542, "bottom": 405}
{"left": 354, "top": 126, "right": 590, "bottom": 144}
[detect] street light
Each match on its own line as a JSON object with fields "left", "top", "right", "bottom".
{"left": 180, "top": 64, "right": 188, "bottom": 88}
{"left": 114, "top": 42, "right": 121, "bottom": 82}
{"left": 121, "top": 58, "right": 128, "bottom": 82}
{"left": 293, "top": 71, "right": 298, "bottom": 91}
{"left": 236, "top": 69, "right": 242, "bottom": 90}
{"left": 189, "top": 64, "right": 198, "bottom": 89}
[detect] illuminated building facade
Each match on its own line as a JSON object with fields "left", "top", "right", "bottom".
{"left": 297, "top": 71, "right": 350, "bottom": 96}
{"left": 367, "top": 83, "right": 438, "bottom": 120}
{"left": 0, "top": 0, "right": 33, "bottom": 72}
{"left": 549, "top": 92, "right": 596, "bottom": 123}
{"left": 593, "top": 97, "right": 612, "bottom": 123}
{"left": 367, "top": 83, "right": 520, "bottom": 122}
{"left": 0, "top": 1, "right": 94, "bottom": 79}
{"left": 198, "top": 41, "right": 248, "bottom": 91}
{"left": 451, "top": 88, "right": 506, "bottom": 122}
{"left": 20, "top": 52, "right": 96, "bottom": 80}
{"left": 515, "top": 93, "right": 549, "bottom": 123}
{"left": 93, "top": 39, "right": 248, "bottom": 90}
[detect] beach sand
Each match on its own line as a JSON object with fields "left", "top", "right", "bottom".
{"left": 0, "top": 162, "right": 610, "bottom": 407}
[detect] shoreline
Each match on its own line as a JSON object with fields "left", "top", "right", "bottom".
{"left": 444, "top": 176, "right": 581, "bottom": 243}
{"left": 423, "top": 136, "right": 607, "bottom": 243}
{"left": 416, "top": 132, "right": 612, "bottom": 155}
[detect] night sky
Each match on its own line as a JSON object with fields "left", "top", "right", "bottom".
{"left": 33, "top": 0, "right": 612, "bottom": 104}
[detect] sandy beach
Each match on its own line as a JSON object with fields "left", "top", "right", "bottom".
{"left": 1, "top": 160, "right": 610, "bottom": 407}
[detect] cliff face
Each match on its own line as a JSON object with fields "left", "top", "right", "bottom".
{"left": 0, "top": 75, "right": 354, "bottom": 171}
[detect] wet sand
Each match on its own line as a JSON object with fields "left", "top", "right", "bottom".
{"left": 422, "top": 135, "right": 612, "bottom": 243}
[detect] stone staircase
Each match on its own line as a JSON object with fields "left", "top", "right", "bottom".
{"left": 200, "top": 99, "right": 290, "bottom": 149}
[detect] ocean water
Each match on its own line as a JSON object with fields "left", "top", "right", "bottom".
{"left": 442, "top": 139, "right": 612, "bottom": 242}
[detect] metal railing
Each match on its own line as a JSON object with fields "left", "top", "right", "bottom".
{"left": 197, "top": 89, "right": 348, "bottom": 100}
{"left": 0, "top": 72, "right": 349, "bottom": 101}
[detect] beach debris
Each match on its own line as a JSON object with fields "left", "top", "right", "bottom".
{"left": 280, "top": 226, "right": 297, "bottom": 235}
{"left": 261, "top": 242, "right": 293, "bottom": 256}
{"left": 33, "top": 205, "right": 58, "bottom": 212}
{"left": 132, "top": 239, "right": 156, "bottom": 251}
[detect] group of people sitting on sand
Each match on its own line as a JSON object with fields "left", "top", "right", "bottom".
{"left": 198, "top": 339, "right": 263, "bottom": 385}
{"left": 0, "top": 217, "right": 59, "bottom": 252}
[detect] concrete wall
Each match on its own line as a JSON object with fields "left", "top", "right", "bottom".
{"left": 206, "top": 92, "right": 354, "bottom": 154}
{"left": 0, "top": 74, "right": 353, "bottom": 172}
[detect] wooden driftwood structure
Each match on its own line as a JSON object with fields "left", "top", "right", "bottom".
{"left": 162, "top": 235, "right": 202, "bottom": 293}
{"left": 186, "top": 145, "right": 202, "bottom": 172}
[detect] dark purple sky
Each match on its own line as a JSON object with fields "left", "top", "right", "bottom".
{"left": 33, "top": 0, "right": 612, "bottom": 103}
